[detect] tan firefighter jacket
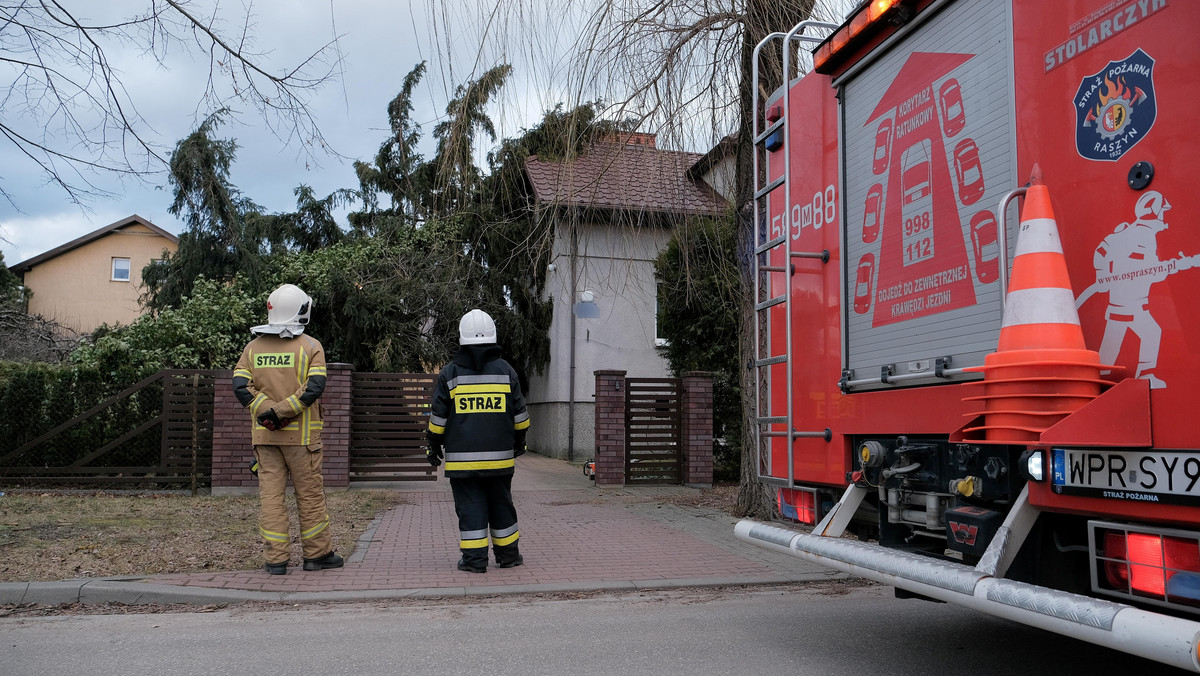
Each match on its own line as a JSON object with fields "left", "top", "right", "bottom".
{"left": 233, "top": 333, "right": 327, "bottom": 447}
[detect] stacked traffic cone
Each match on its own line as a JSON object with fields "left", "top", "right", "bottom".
{"left": 963, "top": 165, "right": 1111, "bottom": 442}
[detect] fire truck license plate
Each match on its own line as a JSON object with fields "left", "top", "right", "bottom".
{"left": 1051, "top": 448, "right": 1200, "bottom": 506}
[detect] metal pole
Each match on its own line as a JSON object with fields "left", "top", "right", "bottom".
{"left": 567, "top": 218, "right": 578, "bottom": 463}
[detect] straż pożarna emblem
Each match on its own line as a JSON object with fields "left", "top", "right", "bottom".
{"left": 1074, "top": 48, "right": 1156, "bottom": 162}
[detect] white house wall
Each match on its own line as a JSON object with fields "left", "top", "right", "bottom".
{"left": 526, "top": 218, "right": 673, "bottom": 461}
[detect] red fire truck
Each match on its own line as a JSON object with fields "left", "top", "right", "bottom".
{"left": 734, "top": 0, "right": 1200, "bottom": 671}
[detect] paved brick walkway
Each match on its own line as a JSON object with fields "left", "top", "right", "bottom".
{"left": 135, "top": 454, "right": 838, "bottom": 597}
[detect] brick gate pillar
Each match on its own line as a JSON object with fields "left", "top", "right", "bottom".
{"left": 211, "top": 370, "right": 253, "bottom": 494}
{"left": 320, "top": 363, "right": 353, "bottom": 488}
{"left": 681, "top": 371, "right": 714, "bottom": 488}
{"left": 211, "top": 363, "right": 354, "bottom": 494}
{"left": 593, "top": 370, "right": 627, "bottom": 486}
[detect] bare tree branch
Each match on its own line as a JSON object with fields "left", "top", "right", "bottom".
{"left": 0, "top": 306, "right": 81, "bottom": 362}
{"left": 0, "top": 0, "right": 343, "bottom": 208}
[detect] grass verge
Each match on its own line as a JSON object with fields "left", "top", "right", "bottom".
{"left": 0, "top": 490, "right": 405, "bottom": 582}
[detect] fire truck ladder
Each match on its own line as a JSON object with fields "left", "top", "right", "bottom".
{"left": 750, "top": 20, "right": 837, "bottom": 488}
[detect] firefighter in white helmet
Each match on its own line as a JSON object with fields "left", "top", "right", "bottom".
{"left": 233, "top": 284, "right": 342, "bottom": 575}
{"left": 426, "top": 309, "right": 530, "bottom": 572}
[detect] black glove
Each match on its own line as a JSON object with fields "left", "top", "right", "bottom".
{"left": 257, "top": 409, "right": 284, "bottom": 431}
{"left": 514, "top": 430, "right": 527, "bottom": 458}
{"left": 427, "top": 443, "right": 443, "bottom": 467}
{"left": 514, "top": 442, "right": 526, "bottom": 458}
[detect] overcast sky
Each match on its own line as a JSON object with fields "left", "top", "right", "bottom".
{"left": 0, "top": 0, "right": 594, "bottom": 265}
{"left": 0, "top": 1, "right": 850, "bottom": 266}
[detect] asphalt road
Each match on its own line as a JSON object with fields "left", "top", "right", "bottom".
{"left": 1, "top": 582, "right": 1188, "bottom": 675}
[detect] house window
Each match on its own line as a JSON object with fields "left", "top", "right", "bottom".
{"left": 111, "top": 257, "right": 131, "bottom": 282}
{"left": 655, "top": 282, "right": 669, "bottom": 347}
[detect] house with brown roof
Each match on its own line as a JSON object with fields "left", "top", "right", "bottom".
{"left": 8, "top": 215, "right": 178, "bottom": 334}
{"left": 523, "top": 133, "right": 728, "bottom": 461}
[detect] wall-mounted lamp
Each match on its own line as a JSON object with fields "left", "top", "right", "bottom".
{"left": 574, "top": 289, "right": 600, "bottom": 318}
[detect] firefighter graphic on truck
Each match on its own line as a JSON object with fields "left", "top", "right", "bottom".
{"left": 1076, "top": 191, "right": 1198, "bottom": 389}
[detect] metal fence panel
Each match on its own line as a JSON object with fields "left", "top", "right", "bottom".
{"left": 625, "top": 378, "right": 682, "bottom": 484}
{"left": 350, "top": 373, "right": 437, "bottom": 482}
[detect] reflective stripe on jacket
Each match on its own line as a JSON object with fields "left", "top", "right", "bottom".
{"left": 428, "top": 345, "right": 529, "bottom": 478}
{"left": 233, "top": 333, "right": 327, "bottom": 447}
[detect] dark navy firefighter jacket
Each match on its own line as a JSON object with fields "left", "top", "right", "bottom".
{"left": 427, "top": 344, "right": 530, "bottom": 478}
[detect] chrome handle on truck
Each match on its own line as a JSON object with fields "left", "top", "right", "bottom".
{"left": 996, "top": 186, "right": 1027, "bottom": 313}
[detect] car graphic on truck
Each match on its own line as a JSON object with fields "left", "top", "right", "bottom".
{"left": 862, "top": 183, "right": 883, "bottom": 243}
{"left": 954, "top": 138, "right": 985, "bottom": 205}
{"left": 939, "top": 78, "right": 966, "bottom": 137}
{"left": 900, "top": 139, "right": 934, "bottom": 266}
{"left": 873, "top": 119, "right": 893, "bottom": 175}
{"left": 970, "top": 210, "right": 999, "bottom": 283}
{"left": 853, "top": 253, "right": 875, "bottom": 314}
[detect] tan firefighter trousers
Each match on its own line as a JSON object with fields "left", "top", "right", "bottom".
{"left": 255, "top": 445, "right": 333, "bottom": 564}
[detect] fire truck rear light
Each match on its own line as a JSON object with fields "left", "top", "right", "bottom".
{"left": 778, "top": 487, "right": 818, "bottom": 525}
{"left": 1093, "top": 523, "right": 1200, "bottom": 612}
{"left": 1127, "top": 532, "right": 1167, "bottom": 596}
{"left": 1166, "top": 537, "right": 1200, "bottom": 605}
{"left": 1102, "top": 531, "right": 1130, "bottom": 589}
{"left": 1169, "top": 572, "right": 1200, "bottom": 603}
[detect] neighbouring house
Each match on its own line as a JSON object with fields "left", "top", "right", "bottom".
{"left": 522, "top": 132, "right": 728, "bottom": 461}
{"left": 684, "top": 133, "right": 738, "bottom": 203}
{"left": 8, "top": 215, "right": 178, "bottom": 334}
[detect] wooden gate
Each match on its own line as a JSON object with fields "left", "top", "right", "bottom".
{"left": 625, "top": 377, "right": 682, "bottom": 484}
{"left": 349, "top": 372, "right": 437, "bottom": 482}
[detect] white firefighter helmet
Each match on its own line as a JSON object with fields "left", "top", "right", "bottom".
{"left": 251, "top": 284, "right": 312, "bottom": 337}
{"left": 1135, "top": 191, "right": 1171, "bottom": 221}
{"left": 459, "top": 309, "right": 497, "bottom": 345}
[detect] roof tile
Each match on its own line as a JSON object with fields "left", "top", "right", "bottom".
{"left": 524, "top": 141, "right": 726, "bottom": 216}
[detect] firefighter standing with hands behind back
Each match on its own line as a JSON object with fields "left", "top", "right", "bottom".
{"left": 233, "top": 284, "right": 343, "bottom": 575}
{"left": 427, "top": 309, "right": 530, "bottom": 573}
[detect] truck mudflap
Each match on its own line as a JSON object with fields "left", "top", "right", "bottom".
{"left": 735, "top": 511, "right": 1200, "bottom": 672}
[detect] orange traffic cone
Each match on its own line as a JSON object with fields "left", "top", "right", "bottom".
{"left": 963, "top": 165, "right": 1111, "bottom": 442}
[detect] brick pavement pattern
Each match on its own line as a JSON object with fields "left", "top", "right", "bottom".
{"left": 147, "top": 454, "right": 835, "bottom": 594}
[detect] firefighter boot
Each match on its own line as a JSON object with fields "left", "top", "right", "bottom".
{"left": 457, "top": 558, "right": 486, "bottom": 573}
{"left": 264, "top": 561, "right": 288, "bottom": 575}
{"left": 1135, "top": 362, "right": 1167, "bottom": 389}
{"left": 302, "top": 551, "right": 344, "bottom": 571}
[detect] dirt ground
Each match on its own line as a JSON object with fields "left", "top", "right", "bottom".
{"left": 0, "top": 490, "right": 406, "bottom": 583}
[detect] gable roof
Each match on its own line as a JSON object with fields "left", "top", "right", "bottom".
{"left": 9, "top": 214, "right": 177, "bottom": 274}
{"left": 524, "top": 140, "right": 727, "bottom": 217}
{"left": 685, "top": 133, "right": 737, "bottom": 181}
